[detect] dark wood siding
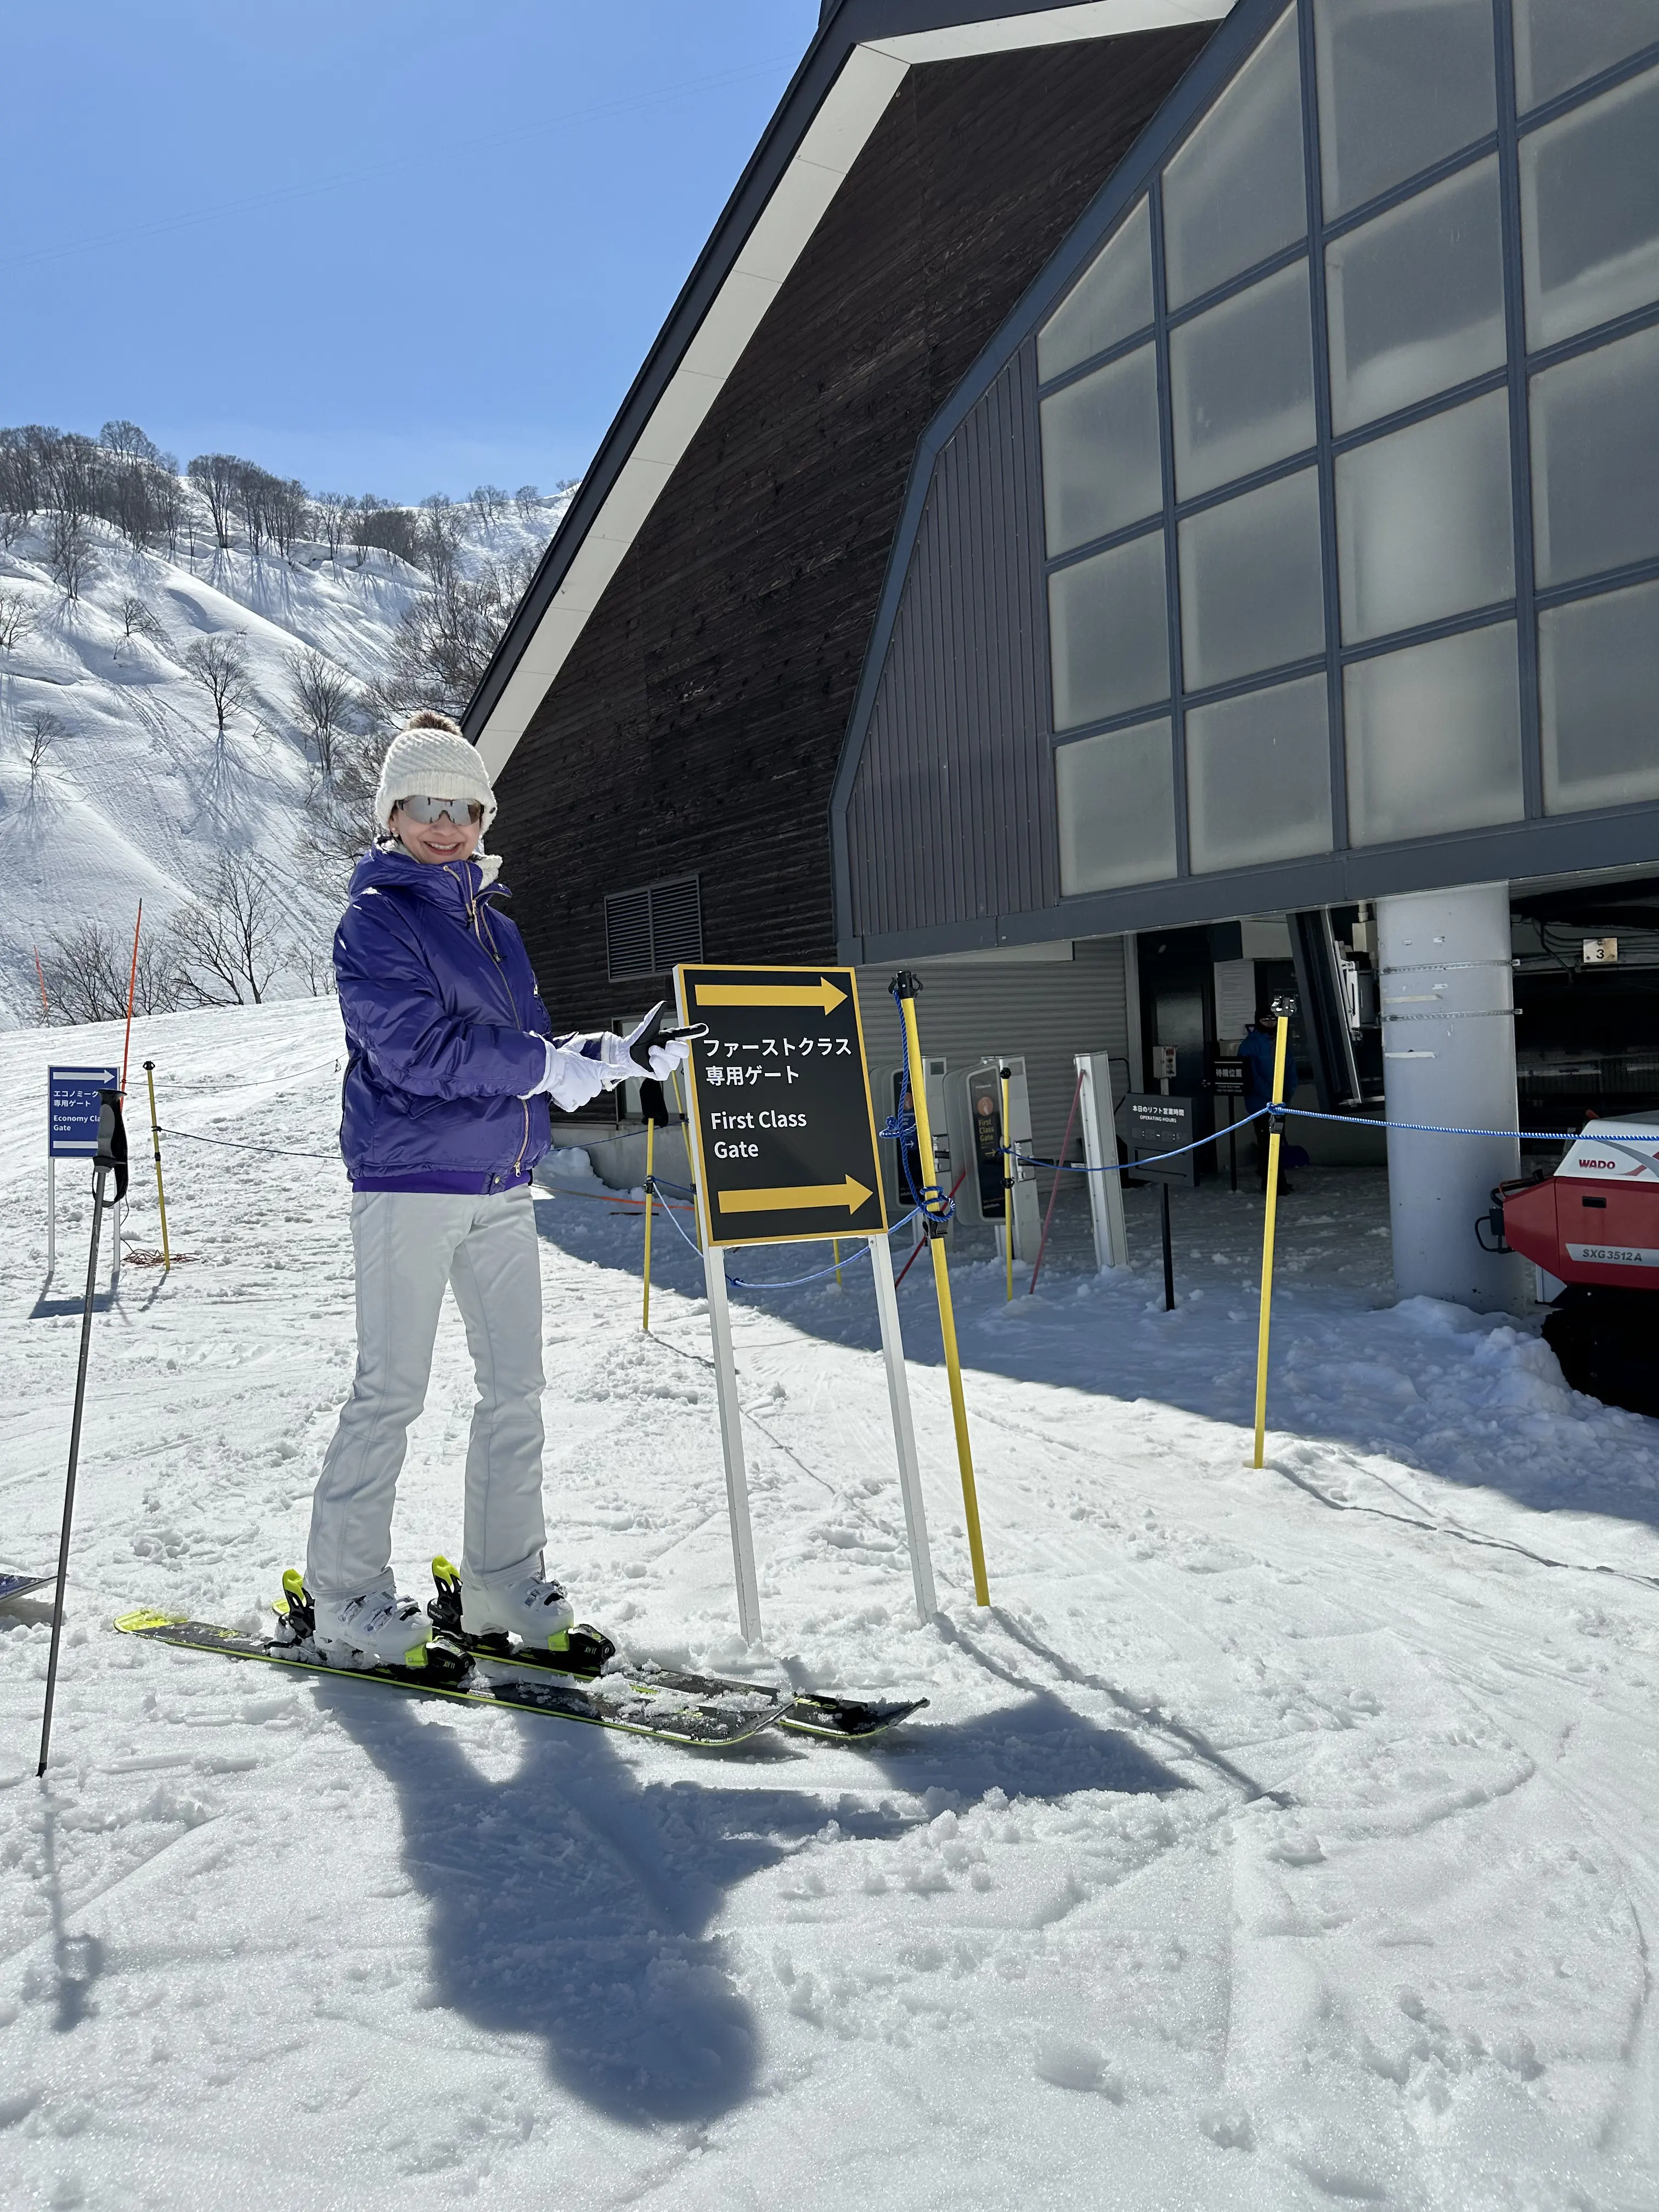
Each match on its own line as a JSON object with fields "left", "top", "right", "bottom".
{"left": 494, "top": 30, "right": 1211, "bottom": 1027}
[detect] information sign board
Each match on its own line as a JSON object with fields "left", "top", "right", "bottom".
{"left": 1211, "top": 1057, "right": 1245, "bottom": 1098}
{"left": 49, "top": 1066, "right": 120, "bottom": 1157}
{"left": 1116, "top": 1092, "right": 1198, "bottom": 1187}
{"left": 675, "top": 965, "right": 887, "bottom": 1247}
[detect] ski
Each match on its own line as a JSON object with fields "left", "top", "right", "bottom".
{"left": 428, "top": 1556, "right": 927, "bottom": 1741}
{"left": 0, "top": 1573, "right": 51, "bottom": 1604}
{"left": 112, "top": 1610, "right": 792, "bottom": 1749}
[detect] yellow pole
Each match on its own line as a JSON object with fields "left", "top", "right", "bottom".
{"left": 143, "top": 1059, "right": 171, "bottom": 1273}
{"left": 669, "top": 1068, "right": 701, "bottom": 1251}
{"left": 832, "top": 1237, "right": 842, "bottom": 1286}
{"left": 1251, "top": 1014, "right": 1291, "bottom": 1469}
{"left": 1000, "top": 1066, "right": 1014, "bottom": 1304}
{"left": 642, "top": 1117, "right": 655, "bottom": 1332}
{"left": 896, "top": 979, "right": 990, "bottom": 1607}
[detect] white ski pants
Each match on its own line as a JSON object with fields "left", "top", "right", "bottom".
{"left": 307, "top": 1187, "right": 546, "bottom": 1601}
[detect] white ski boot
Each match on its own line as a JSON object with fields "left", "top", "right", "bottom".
{"left": 311, "top": 1583, "right": 434, "bottom": 1669}
{"left": 459, "top": 1565, "right": 575, "bottom": 1651}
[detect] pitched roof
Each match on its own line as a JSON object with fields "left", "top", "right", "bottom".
{"left": 465, "top": 0, "right": 1229, "bottom": 775}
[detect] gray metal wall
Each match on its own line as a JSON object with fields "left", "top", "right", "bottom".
{"left": 856, "top": 938, "right": 1128, "bottom": 1171}
{"left": 844, "top": 345, "right": 1054, "bottom": 944}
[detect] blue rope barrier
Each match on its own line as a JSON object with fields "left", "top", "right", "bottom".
{"left": 1011, "top": 1103, "right": 1608, "bottom": 1178}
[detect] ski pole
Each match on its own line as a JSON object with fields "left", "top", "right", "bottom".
{"left": 642, "top": 1117, "right": 654, "bottom": 1332}
{"left": 143, "top": 1060, "right": 171, "bottom": 1273}
{"left": 38, "top": 1089, "right": 128, "bottom": 1777}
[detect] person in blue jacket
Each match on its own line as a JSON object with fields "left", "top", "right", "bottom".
{"left": 305, "top": 710, "right": 689, "bottom": 1668}
{"left": 1240, "top": 1006, "right": 1294, "bottom": 1197}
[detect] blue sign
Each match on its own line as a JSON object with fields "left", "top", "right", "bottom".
{"left": 48, "top": 1066, "right": 119, "bottom": 1157}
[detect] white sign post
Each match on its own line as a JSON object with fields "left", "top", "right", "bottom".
{"left": 1075, "top": 1051, "right": 1129, "bottom": 1273}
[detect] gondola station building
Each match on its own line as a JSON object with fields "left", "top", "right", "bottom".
{"left": 466, "top": 0, "right": 1659, "bottom": 1313}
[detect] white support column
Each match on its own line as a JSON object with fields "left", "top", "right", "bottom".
{"left": 1075, "top": 1052, "right": 1129, "bottom": 1272}
{"left": 1378, "top": 882, "right": 1527, "bottom": 1313}
{"left": 702, "top": 1243, "right": 762, "bottom": 1643}
{"left": 47, "top": 1156, "right": 55, "bottom": 1280}
{"left": 867, "top": 1232, "right": 936, "bottom": 1623}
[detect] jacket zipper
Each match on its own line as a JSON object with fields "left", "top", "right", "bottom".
{"left": 444, "top": 862, "right": 535, "bottom": 1183}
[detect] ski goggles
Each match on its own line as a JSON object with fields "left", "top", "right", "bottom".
{"left": 395, "top": 794, "right": 485, "bottom": 825}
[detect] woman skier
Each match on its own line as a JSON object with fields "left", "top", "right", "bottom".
{"left": 304, "top": 709, "right": 688, "bottom": 1668}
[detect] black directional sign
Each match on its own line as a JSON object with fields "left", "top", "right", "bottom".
{"left": 674, "top": 964, "right": 888, "bottom": 1248}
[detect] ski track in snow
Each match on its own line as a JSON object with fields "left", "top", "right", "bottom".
{"left": 2, "top": 1000, "right": 1658, "bottom": 2207}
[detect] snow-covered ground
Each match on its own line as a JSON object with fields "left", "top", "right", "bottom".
{"left": 0, "top": 496, "right": 561, "bottom": 1024}
{"left": 3, "top": 998, "right": 1659, "bottom": 2210}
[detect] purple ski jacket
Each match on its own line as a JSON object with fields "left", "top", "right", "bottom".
{"left": 334, "top": 843, "right": 554, "bottom": 1194}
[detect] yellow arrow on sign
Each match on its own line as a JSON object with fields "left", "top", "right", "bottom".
{"left": 695, "top": 976, "right": 847, "bottom": 1015}
{"left": 718, "top": 1175, "right": 873, "bottom": 1216}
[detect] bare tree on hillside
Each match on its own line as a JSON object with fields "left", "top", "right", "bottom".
{"left": 286, "top": 646, "right": 358, "bottom": 778}
{"left": 0, "top": 590, "right": 35, "bottom": 657}
{"left": 371, "top": 547, "right": 535, "bottom": 724}
{"left": 22, "top": 707, "right": 62, "bottom": 786}
{"left": 351, "top": 496, "right": 421, "bottom": 567}
{"left": 182, "top": 633, "right": 252, "bottom": 754}
{"left": 416, "top": 500, "right": 463, "bottom": 585}
{"left": 188, "top": 454, "right": 242, "bottom": 549}
{"left": 173, "top": 853, "right": 283, "bottom": 1005}
{"left": 48, "top": 508, "right": 95, "bottom": 601}
{"left": 470, "top": 484, "right": 507, "bottom": 529}
{"left": 313, "top": 492, "right": 353, "bottom": 563}
{"left": 303, "top": 723, "right": 389, "bottom": 900}
{"left": 514, "top": 484, "right": 539, "bottom": 519}
{"left": 40, "top": 922, "right": 131, "bottom": 1024}
{"left": 118, "top": 594, "right": 168, "bottom": 648}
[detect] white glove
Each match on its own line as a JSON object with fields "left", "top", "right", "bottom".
{"left": 594, "top": 1005, "right": 692, "bottom": 1085}
{"left": 526, "top": 1040, "right": 608, "bottom": 1112}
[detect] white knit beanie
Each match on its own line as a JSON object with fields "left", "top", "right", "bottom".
{"left": 374, "top": 711, "right": 496, "bottom": 833}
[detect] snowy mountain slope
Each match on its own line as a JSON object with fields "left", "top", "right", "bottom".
{"left": 2, "top": 996, "right": 1659, "bottom": 2208}
{"left": 0, "top": 491, "right": 563, "bottom": 1026}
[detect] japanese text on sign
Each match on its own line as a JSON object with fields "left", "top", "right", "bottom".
{"left": 48, "top": 1065, "right": 120, "bottom": 1158}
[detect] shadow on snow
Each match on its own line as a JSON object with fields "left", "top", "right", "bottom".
{"left": 315, "top": 1677, "right": 1180, "bottom": 2130}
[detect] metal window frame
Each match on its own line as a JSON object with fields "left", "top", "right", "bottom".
{"left": 828, "top": 4, "right": 1659, "bottom": 957}
{"left": 1031, "top": 0, "right": 1659, "bottom": 895}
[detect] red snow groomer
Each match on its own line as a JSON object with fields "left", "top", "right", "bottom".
{"left": 1499, "top": 1116, "right": 1659, "bottom": 1414}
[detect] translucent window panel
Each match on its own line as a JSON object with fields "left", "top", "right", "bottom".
{"left": 1186, "top": 675, "right": 1333, "bottom": 872}
{"left": 1179, "top": 470, "right": 1325, "bottom": 690}
{"left": 1344, "top": 622, "right": 1523, "bottom": 844}
{"left": 1520, "top": 65, "right": 1659, "bottom": 348}
{"left": 1531, "top": 322, "right": 1659, "bottom": 584}
{"left": 1325, "top": 158, "right": 1505, "bottom": 432}
{"left": 1163, "top": 8, "right": 1305, "bottom": 309}
{"left": 1038, "top": 199, "right": 1154, "bottom": 382}
{"left": 1170, "top": 262, "right": 1316, "bottom": 499}
{"left": 1057, "top": 721, "right": 1177, "bottom": 891}
{"left": 1335, "top": 390, "right": 1514, "bottom": 641}
{"left": 1540, "top": 579, "right": 1659, "bottom": 811}
{"left": 1515, "top": 0, "right": 1659, "bottom": 111}
{"left": 1313, "top": 0, "right": 1497, "bottom": 217}
{"left": 1040, "top": 347, "right": 1161, "bottom": 556}
{"left": 1047, "top": 532, "right": 1170, "bottom": 732}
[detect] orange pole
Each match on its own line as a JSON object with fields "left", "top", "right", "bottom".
{"left": 120, "top": 902, "right": 142, "bottom": 1094}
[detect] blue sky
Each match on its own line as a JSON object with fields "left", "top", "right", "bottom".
{"left": 3, "top": 2, "right": 820, "bottom": 501}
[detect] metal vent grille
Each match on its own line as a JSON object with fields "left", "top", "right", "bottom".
{"left": 604, "top": 876, "right": 703, "bottom": 981}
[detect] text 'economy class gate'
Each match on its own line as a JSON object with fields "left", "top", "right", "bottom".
{"left": 673, "top": 963, "right": 935, "bottom": 1641}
